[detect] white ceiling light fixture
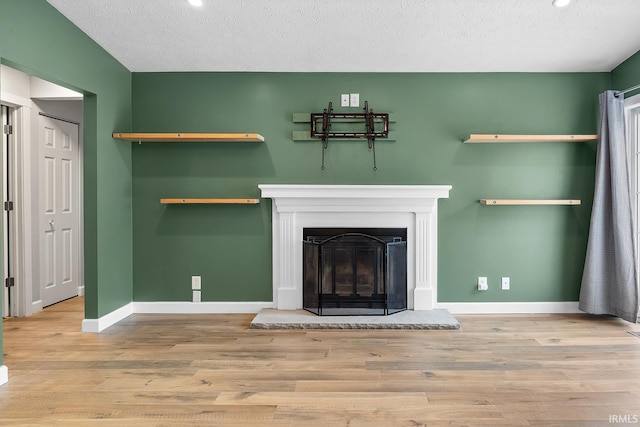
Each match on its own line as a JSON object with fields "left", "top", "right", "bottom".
{"left": 552, "top": 0, "right": 572, "bottom": 8}
{"left": 187, "top": 0, "right": 203, "bottom": 7}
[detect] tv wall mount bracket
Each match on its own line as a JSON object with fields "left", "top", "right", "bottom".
{"left": 310, "top": 101, "right": 389, "bottom": 171}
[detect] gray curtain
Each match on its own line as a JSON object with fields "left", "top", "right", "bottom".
{"left": 580, "top": 90, "right": 639, "bottom": 323}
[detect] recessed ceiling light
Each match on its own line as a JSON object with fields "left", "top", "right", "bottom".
{"left": 552, "top": 0, "right": 571, "bottom": 7}
{"left": 187, "top": 0, "right": 203, "bottom": 7}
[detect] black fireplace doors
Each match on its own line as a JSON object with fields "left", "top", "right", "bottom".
{"left": 303, "top": 230, "right": 407, "bottom": 316}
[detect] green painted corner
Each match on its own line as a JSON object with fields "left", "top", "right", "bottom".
{"left": 612, "top": 48, "right": 640, "bottom": 96}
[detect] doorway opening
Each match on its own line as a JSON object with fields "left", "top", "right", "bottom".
{"left": 1, "top": 64, "right": 84, "bottom": 318}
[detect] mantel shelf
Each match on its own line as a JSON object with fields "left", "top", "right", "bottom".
{"left": 464, "top": 134, "right": 598, "bottom": 143}
{"left": 480, "top": 199, "right": 581, "bottom": 206}
{"left": 113, "top": 133, "right": 264, "bottom": 142}
{"left": 160, "top": 198, "right": 260, "bottom": 205}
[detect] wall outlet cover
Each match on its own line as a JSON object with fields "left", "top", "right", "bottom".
{"left": 341, "top": 94, "right": 350, "bottom": 107}
{"left": 501, "top": 277, "right": 510, "bottom": 290}
{"left": 350, "top": 93, "right": 359, "bottom": 107}
{"left": 477, "top": 276, "right": 488, "bottom": 291}
{"left": 192, "top": 275, "right": 201, "bottom": 290}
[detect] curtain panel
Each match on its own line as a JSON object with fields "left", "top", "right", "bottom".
{"left": 579, "top": 91, "right": 639, "bottom": 323}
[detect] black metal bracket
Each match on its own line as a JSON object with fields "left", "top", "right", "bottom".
{"left": 310, "top": 101, "right": 389, "bottom": 171}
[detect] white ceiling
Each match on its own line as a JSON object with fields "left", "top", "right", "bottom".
{"left": 47, "top": 0, "right": 640, "bottom": 73}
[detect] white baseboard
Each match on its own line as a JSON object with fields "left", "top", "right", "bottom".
{"left": 77, "top": 286, "right": 85, "bottom": 297}
{"left": 30, "top": 300, "right": 44, "bottom": 316}
{"left": 0, "top": 365, "right": 8, "bottom": 387}
{"left": 81, "top": 301, "right": 274, "bottom": 332}
{"left": 438, "top": 301, "right": 580, "bottom": 314}
{"left": 133, "top": 301, "right": 274, "bottom": 314}
{"left": 81, "top": 300, "right": 579, "bottom": 333}
{"left": 82, "top": 302, "right": 134, "bottom": 333}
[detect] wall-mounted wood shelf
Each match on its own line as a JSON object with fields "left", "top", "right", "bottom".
{"left": 480, "top": 199, "right": 581, "bottom": 206}
{"left": 464, "top": 134, "right": 597, "bottom": 143}
{"left": 113, "top": 133, "right": 264, "bottom": 142}
{"left": 160, "top": 198, "right": 260, "bottom": 205}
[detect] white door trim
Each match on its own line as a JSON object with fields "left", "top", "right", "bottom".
{"left": 0, "top": 99, "right": 34, "bottom": 317}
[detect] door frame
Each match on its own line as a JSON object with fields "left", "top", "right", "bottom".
{"left": 1, "top": 75, "right": 84, "bottom": 317}
{"left": 2, "top": 104, "right": 13, "bottom": 317}
{"left": 1, "top": 100, "right": 32, "bottom": 317}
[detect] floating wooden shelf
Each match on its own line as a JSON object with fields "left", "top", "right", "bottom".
{"left": 480, "top": 199, "right": 581, "bottom": 206}
{"left": 113, "top": 133, "right": 264, "bottom": 143}
{"left": 160, "top": 198, "right": 260, "bottom": 205}
{"left": 464, "top": 134, "right": 597, "bottom": 143}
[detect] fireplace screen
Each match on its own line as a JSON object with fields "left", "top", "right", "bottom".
{"left": 303, "top": 229, "right": 407, "bottom": 316}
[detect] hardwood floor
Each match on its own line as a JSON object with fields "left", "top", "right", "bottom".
{"left": 1, "top": 297, "right": 640, "bottom": 426}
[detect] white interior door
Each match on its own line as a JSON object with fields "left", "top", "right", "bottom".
{"left": 39, "top": 114, "right": 80, "bottom": 307}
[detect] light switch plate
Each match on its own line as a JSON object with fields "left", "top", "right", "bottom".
{"left": 341, "top": 94, "right": 350, "bottom": 107}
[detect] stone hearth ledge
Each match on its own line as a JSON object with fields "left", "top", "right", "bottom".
{"left": 250, "top": 308, "right": 460, "bottom": 330}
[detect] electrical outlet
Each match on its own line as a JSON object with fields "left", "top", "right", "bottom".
{"left": 192, "top": 290, "right": 201, "bottom": 303}
{"left": 350, "top": 93, "right": 360, "bottom": 107}
{"left": 192, "top": 275, "right": 201, "bottom": 290}
{"left": 501, "top": 277, "right": 510, "bottom": 290}
{"left": 477, "top": 276, "right": 488, "bottom": 291}
{"left": 341, "top": 94, "right": 350, "bottom": 107}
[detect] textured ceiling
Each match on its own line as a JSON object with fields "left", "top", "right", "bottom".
{"left": 47, "top": 0, "right": 640, "bottom": 73}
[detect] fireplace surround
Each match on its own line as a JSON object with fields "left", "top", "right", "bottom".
{"left": 258, "top": 185, "right": 452, "bottom": 311}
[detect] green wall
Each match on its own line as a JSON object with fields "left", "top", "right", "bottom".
{"left": 612, "top": 50, "right": 640, "bottom": 96}
{"left": 0, "top": 0, "right": 133, "bottom": 354}
{"left": 132, "top": 72, "right": 608, "bottom": 304}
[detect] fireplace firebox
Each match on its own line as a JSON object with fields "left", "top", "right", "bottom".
{"left": 303, "top": 228, "right": 407, "bottom": 316}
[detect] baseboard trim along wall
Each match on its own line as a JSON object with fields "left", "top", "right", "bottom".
{"left": 438, "top": 301, "right": 580, "bottom": 314}
{"left": 82, "top": 302, "right": 274, "bottom": 333}
{"left": 81, "top": 301, "right": 580, "bottom": 333}
{"left": 81, "top": 302, "right": 134, "bottom": 333}
{"left": 133, "top": 302, "right": 274, "bottom": 314}
{"left": 0, "top": 365, "right": 8, "bottom": 387}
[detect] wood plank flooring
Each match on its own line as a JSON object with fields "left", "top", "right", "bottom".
{"left": 1, "top": 297, "right": 640, "bottom": 426}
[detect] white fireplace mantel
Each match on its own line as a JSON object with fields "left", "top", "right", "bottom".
{"left": 259, "top": 184, "right": 452, "bottom": 311}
